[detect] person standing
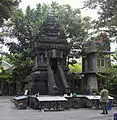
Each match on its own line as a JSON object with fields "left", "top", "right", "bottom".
{"left": 100, "top": 85, "right": 109, "bottom": 114}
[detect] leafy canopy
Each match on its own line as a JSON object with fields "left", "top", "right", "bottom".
{"left": 0, "top": 0, "right": 19, "bottom": 27}
{"left": 5, "top": 2, "right": 91, "bottom": 83}
{"left": 0, "top": 0, "right": 19, "bottom": 53}
{"left": 97, "top": 52, "right": 117, "bottom": 94}
{"left": 8, "top": 2, "right": 91, "bottom": 57}
{"left": 84, "top": 0, "right": 117, "bottom": 41}
{"left": 68, "top": 63, "right": 82, "bottom": 73}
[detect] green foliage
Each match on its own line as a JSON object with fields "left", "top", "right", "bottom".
{"left": 0, "top": 0, "right": 19, "bottom": 53}
{"left": 98, "top": 52, "right": 117, "bottom": 94}
{"left": 94, "top": 51, "right": 117, "bottom": 95}
{"left": 9, "top": 4, "right": 48, "bottom": 53}
{"left": 5, "top": 53, "right": 33, "bottom": 83}
{"left": 84, "top": 0, "right": 117, "bottom": 40}
{"left": 0, "top": 57, "right": 13, "bottom": 81}
{"left": 8, "top": 2, "right": 91, "bottom": 56}
{"left": 68, "top": 63, "right": 82, "bottom": 73}
{"left": 1, "top": 53, "right": 33, "bottom": 84}
{"left": 5, "top": 2, "right": 91, "bottom": 85}
{"left": 0, "top": 0, "right": 19, "bottom": 27}
{"left": 106, "top": 66, "right": 117, "bottom": 94}
{"left": 0, "top": 63, "right": 14, "bottom": 95}
{"left": 11, "top": 64, "right": 32, "bottom": 83}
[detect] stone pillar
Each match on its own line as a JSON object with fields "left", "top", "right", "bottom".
{"left": 81, "top": 75, "right": 88, "bottom": 94}
{"left": 87, "top": 74, "right": 98, "bottom": 94}
{"left": 34, "top": 56, "right": 38, "bottom": 67}
{"left": 52, "top": 49, "right": 56, "bottom": 58}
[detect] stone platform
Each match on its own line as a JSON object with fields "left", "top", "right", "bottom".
{"left": 29, "top": 95, "right": 68, "bottom": 111}
{"left": 11, "top": 95, "right": 114, "bottom": 110}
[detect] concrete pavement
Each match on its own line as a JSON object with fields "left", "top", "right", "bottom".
{"left": 0, "top": 96, "right": 116, "bottom": 120}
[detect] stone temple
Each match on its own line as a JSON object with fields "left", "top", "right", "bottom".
{"left": 27, "top": 9, "right": 111, "bottom": 96}
{"left": 28, "top": 11, "right": 71, "bottom": 95}
{"left": 82, "top": 37, "right": 111, "bottom": 94}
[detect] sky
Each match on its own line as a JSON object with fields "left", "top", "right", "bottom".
{"left": 20, "top": 0, "right": 116, "bottom": 52}
{"left": 19, "top": 0, "right": 84, "bottom": 9}
{"left": 2, "top": 0, "right": 117, "bottom": 52}
{"left": 2, "top": 0, "right": 98, "bottom": 53}
{"left": 19, "top": 0, "right": 98, "bottom": 19}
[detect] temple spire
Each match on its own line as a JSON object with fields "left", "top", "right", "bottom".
{"left": 40, "top": 8, "right": 60, "bottom": 37}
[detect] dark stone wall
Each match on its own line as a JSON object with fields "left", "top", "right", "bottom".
{"left": 29, "top": 70, "right": 48, "bottom": 95}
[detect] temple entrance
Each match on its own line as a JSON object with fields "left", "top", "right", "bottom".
{"left": 49, "top": 58, "right": 65, "bottom": 94}
{"left": 50, "top": 58, "right": 58, "bottom": 73}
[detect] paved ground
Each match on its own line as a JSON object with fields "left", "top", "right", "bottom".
{"left": 0, "top": 96, "right": 117, "bottom": 120}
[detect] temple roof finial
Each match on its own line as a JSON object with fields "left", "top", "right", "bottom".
{"left": 47, "top": 7, "right": 54, "bottom": 18}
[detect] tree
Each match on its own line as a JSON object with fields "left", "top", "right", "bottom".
{"left": 8, "top": 2, "right": 91, "bottom": 57}
{"left": 0, "top": 0, "right": 19, "bottom": 53}
{"left": 68, "top": 63, "right": 82, "bottom": 73}
{"left": 84, "top": 0, "right": 117, "bottom": 94}
{"left": 0, "top": 62, "right": 13, "bottom": 95}
{"left": 107, "top": 52, "right": 117, "bottom": 94}
{"left": 84, "top": 0, "right": 117, "bottom": 41}
{"left": 6, "top": 53, "right": 33, "bottom": 81}
{"left": 1, "top": 53, "right": 33, "bottom": 94}
{"left": 102, "top": 65, "right": 117, "bottom": 95}
{"left": 96, "top": 51, "right": 117, "bottom": 95}
{"left": 0, "top": 0, "right": 19, "bottom": 27}
{"left": 5, "top": 2, "right": 91, "bottom": 89}
{"left": 0, "top": 0, "right": 20, "bottom": 95}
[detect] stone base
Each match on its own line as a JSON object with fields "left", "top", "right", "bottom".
{"left": 82, "top": 74, "right": 98, "bottom": 94}
{"left": 87, "top": 74, "right": 98, "bottom": 94}
{"left": 29, "top": 95, "right": 68, "bottom": 111}
{"left": 28, "top": 70, "right": 48, "bottom": 95}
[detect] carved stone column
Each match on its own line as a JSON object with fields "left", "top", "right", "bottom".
{"left": 87, "top": 74, "right": 98, "bottom": 94}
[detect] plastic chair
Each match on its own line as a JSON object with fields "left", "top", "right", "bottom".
{"left": 108, "top": 100, "right": 112, "bottom": 110}
{"left": 114, "top": 113, "right": 117, "bottom": 120}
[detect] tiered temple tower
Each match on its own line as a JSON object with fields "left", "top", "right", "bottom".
{"left": 82, "top": 38, "right": 111, "bottom": 94}
{"left": 28, "top": 10, "right": 71, "bottom": 95}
